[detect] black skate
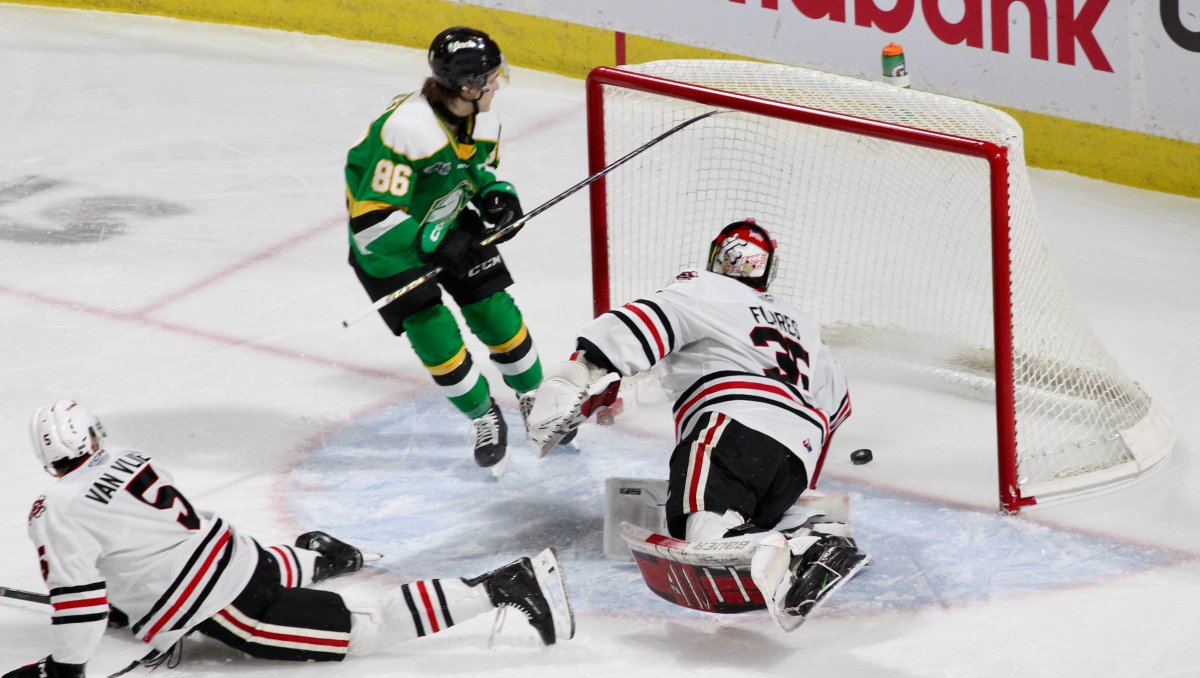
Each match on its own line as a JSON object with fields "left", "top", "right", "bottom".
{"left": 295, "top": 531, "right": 365, "bottom": 582}
{"left": 781, "top": 535, "right": 870, "bottom": 621}
{"left": 463, "top": 548, "right": 575, "bottom": 645}
{"left": 471, "top": 399, "right": 508, "bottom": 475}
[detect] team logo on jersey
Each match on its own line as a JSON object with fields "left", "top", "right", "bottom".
{"left": 675, "top": 271, "right": 698, "bottom": 281}
{"left": 802, "top": 438, "right": 813, "bottom": 453}
{"left": 28, "top": 496, "right": 46, "bottom": 523}
{"left": 424, "top": 182, "right": 472, "bottom": 230}
{"left": 424, "top": 162, "right": 452, "bottom": 176}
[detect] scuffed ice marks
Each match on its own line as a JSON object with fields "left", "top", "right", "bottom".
{"left": 287, "top": 392, "right": 1179, "bottom": 620}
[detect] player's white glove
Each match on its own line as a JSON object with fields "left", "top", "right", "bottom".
{"left": 526, "top": 360, "right": 619, "bottom": 457}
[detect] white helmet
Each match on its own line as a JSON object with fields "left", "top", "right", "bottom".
{"left": 30, "top": 400, "right": 106, "bottom": 476}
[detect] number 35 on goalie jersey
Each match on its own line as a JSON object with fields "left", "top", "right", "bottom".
{"left": 579, "top": 269, "right": 852, "bottom": 477}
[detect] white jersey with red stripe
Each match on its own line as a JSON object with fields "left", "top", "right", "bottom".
{"left": 580, "top": 269, "right": 851, "bottom": 478}
{"left": 26, "top": 447, "right": 257, "bottom": 663}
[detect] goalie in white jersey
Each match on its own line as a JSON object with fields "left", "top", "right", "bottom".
{"left": 526, "top": 220, "right": 867, "bottom": 630}
{"left": 6, "top": 401, "right": 573, "bottom": 678}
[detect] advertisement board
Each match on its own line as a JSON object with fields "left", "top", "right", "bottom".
{"left": 462, "top": 0, "right": 1199, "bottom": 144}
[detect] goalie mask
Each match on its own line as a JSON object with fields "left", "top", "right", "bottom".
{"left": 707, "top": 219, "right": 777, "bottom": 291}
{"left": 428, "top": 27, "right": 509, "bottom": 98}
{"left": 30, "top": 399, "right": 106, "bottom": 476}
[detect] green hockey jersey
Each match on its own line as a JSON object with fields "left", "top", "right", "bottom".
{"left": 344, "top": 93, "right": 514, "bottom": 278}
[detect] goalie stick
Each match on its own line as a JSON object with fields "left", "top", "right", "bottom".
{"left": 341, "top": 109, "right": 727, "bottom": 328}
{"left": 0, "top": 585, "right": 49, "bottom": 605}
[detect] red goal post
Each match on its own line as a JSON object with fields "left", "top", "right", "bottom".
{"left": 585, "top": 61, "right": 1174, "bottom": 513}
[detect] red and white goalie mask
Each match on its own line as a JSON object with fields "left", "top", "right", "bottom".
{"left": 707, "top": 219, "right": 777, "bottom": 290}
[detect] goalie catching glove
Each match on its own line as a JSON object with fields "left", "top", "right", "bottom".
{"left": 525, "top": 358, "right": 620, "bottom": 457}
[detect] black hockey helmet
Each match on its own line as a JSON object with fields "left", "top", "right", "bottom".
{"left": 428, "top": 27, "right": 508, "bottom": 94}
{"left": 707, "top": 219, "right": 777, "bottom": 291}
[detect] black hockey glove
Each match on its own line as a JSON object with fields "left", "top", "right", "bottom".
{"left": 428, "top": 229, "right": 477, "bottom": 274}
{"left": 415, "top": 210, "right": 491, "bottom": 276}
{"left": 479, "top": 182, "right": 524, "bottom": 244}
{"left": 3, "top": 656, "right": 85, "bottom": 678}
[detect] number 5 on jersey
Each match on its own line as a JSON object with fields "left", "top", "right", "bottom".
{"left": 127, "top": 465, "right": 201, "bottom": 531}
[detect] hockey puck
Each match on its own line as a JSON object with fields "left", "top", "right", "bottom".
{"left": 850, "top": 448, "right": 873, "bottom": 465}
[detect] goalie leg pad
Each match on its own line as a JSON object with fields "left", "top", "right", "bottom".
{"left": 750, "top": 532, "right": 793, "bottom": 630}
{"left": 619, "top": 521, "right": 766, "bottom": 614}
{"left": 603, "top": 477, "right": 670, "bottom": 561}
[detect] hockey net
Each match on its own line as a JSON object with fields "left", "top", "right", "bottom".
{"left": 585, "top": 60, "right": 1174, "bottom": 512}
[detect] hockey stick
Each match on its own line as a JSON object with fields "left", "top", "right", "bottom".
{"left": 0, "top": 585, "right": 50, "bottom": 605}
{"left": 341, "top": 109, "right": 727, "bottom": 328}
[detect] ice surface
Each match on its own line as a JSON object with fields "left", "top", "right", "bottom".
{"left": 1, "top": 6, "right": 1198, "bottom": 677}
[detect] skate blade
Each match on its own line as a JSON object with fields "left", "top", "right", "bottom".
{"left": 489, "top": 453, "right": 509, "bottom": 479}
{"left": 531, "top": 429, "right": 564, "bottom": 459}
{"left": 536, "top": 437, "right": 559, "bottom": 459}
{"left": 361, "top": 551, "right": 383, "bottom": 563}
{"left": 531, "top": 548, "right": 576, "bottom": 643}
{"left": 534, "top": 424, "right": 577, "bottom": 459}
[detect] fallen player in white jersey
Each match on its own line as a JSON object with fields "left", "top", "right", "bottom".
{"left": 526, "top": 219, "right": 867, "bottom": 631}
{"left": 5, "top": 400, "right": 573, "bottom": 678}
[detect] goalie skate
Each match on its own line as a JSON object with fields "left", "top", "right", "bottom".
{"left": 619, "top": 522, "right": 764, "bottom": 613}
{"left": 771, "top": 535, "right": 871, "bottom": 632}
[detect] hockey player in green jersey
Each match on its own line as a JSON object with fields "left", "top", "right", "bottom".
{"left": 344, "top": 27, "right": 546, "bottom": 476}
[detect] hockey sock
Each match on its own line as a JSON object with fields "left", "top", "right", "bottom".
{"left": 461, "top": 293, "right": 543, "bottom": 394}
{"left": 265, "top": 545, "right": 320, "bottom": 588}
{"left": 351, "top": 578, "right": 493, "bottom": 654}
{"left": 404, "top": 305, "right": 492, "bottom": 417}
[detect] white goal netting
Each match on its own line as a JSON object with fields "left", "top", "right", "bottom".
{"left": 589, "top": 60, "right": 1173, "bottom": 510}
